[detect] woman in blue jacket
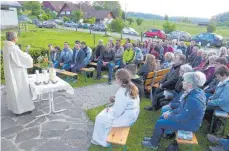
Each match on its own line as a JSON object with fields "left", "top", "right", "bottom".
{"left": 142, "top": 71, "right": 207, "bottom": 149}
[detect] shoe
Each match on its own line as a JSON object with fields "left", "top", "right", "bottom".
{"left": 207, "top": 134, "right": 220, "bottom": 144}
{"left": 108, "top": 81, "right": 112, "bottom": 85}
{"left": 163, "top": 133, "right": 176, "bottom": 139}
{"left": 144, "top": 106, "right": 154, "bottom": 111}
{"left": 91, "top": 139, "right": 99, "bottom": 145}
{"left": 141, "top": 140, "right": 158, "bottom": 149}
{"left": 14, "top": 111, "right": 32, "bottom": 116}
{"left": 143, "top": 137, "right": 152, "bottom": 141}
{"left": 209, "top": 145, "right": 225, "bottom": 151}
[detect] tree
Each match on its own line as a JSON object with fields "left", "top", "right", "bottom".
{"left": 109, "top": 18, "right": 125, "bottom": 33}
{"left": 63, "top": 16, "right": 70, "bottom": 22}
{"left": 136, "top": 18, "right": 143, "bottom": 26}
{"left": 43, "top": 8, "right": 57, "bottom": 20}
{"left": 84, "top": 17, "right": 96, "bottom": 24}
{"left": 163, "top": 21, "right": 176, "bottom": 33}
{"left": 23, "top": 1, "right": 41, "bottom": 16}
{"left": 127, "top": 18, "right": 134, "bottom": 25}
{"left": 71, "top": 10, "right": 84, "bottom": 22}
{"left": 93, "top": 1, "right": 122, "bottom": 17}
{"left": 207, "top": 24, "right": 216, "bottom": 32}
{"left": 164, "top": 14, "right": 169, "bottom": 21}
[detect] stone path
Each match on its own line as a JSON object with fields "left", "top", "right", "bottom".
{"left": 1, "top": 83, "right": 118, "bottom": 151}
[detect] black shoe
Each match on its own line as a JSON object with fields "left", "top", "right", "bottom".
{"left": 163, "top": 133, "right": 176, "bottom": 139}
{"left": 141, "top": 140, "right": 158, "bottom": 149}
{"left": 144, "top": 106, "right": 154, "bottom": 111}
{"left": 14, "top": 111, "right": 32, "bottom": 116}
{"left": 143, "top": 137, "right": 152, "bottom": 141}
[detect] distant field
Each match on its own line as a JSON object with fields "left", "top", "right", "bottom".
{"left": 129, "top": 19, "right": 229, "bottom": 39}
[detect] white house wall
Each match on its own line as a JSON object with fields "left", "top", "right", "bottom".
{"left": 1, "top": 7, "right": 19, "bottom": 29}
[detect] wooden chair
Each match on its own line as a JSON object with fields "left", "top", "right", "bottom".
{"left": 176, "top": 132, "right": 198, "bottom": 151}
{"left": 107, "top": 127, "right": 130, "bottom": 151}
{"left": 89, "top": 62, "right": 97, "bottom": 67}
{"left": 210, "top": 109, "right": 229, "bottom": 135}
{"left": 144, "top": 72, "right": 155, "bottom": 93}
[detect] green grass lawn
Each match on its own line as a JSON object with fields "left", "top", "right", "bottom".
{"left": 129, "top": 19, "right": 229, "bottom": 39}
{"left": 87, "top": 98, "right": 229, "bottom": 151}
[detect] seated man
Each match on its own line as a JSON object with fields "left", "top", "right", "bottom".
{"left": 113, "top": 40, "right": 124, "bottom": 67}
{"left": 96, "top": 43, "right": 115, "bottom": 85}
{"left": 205, "top": 65, "right": 229, "bottom": 122}
{"left": 122, "top": 43, "right": 135, "bottom": 66}
{"left": 78, "top": 41, "right": 92, "bottom": 71}
{"left": 59, "top": 42, "right": 73, "bottom": 70}
{"left": 92, "top": 39, "right": 105, "bottom": 62}
{"left": 49, "top": 45, "right": 60, "bottom": 68}
{"left": 142, "top": 71, "right": 206, "bottom": 149}
{"left": 70, "top": 41, "right": 83, "bottom": 73}
{"left": 144, "top": 54, "right": 186, "bottom": 111}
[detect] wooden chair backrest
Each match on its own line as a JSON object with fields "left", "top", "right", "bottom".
{"left": 155, "top": 68, "right": 170, "bottom": 77}
{"left": 107, "top": 127, "right": 130, "bottom": 145}
{"left": 144, "top": 72, "right": 155, "bottom": 86}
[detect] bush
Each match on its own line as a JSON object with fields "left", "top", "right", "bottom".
{"left": 1, "top": 55, "right": 4, "bottom": 80}
{"left": 109, "top": 18, "right": 125, "bottom": 33}
{"left": 84, "top": 17, "right": 96, "bottom": 24}
{"left": 63, "top": 16, "right": 70, "bottom": 22}
{"left": 163, "top": 21, "right": 176, "bottom": 33}
{"left": 207, "top": 24, "right": 216, "bottom": 32}
{"left": 136, "top": 18, "right": 143, "bottom": 26}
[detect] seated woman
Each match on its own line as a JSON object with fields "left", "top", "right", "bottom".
{"left": 194, "top": 51, "right": 208, "bottom": 71}
{"left": 91, "top": 69, "right": 140, "bottom": 147}
{"left": 161, "top": 52, "right": 175, "bottom": 69}
{"left": 142, "top": 71, "right": 206, "bottom": 149}
{"left": 132, "top": 43, "right": 144, "bottom": 66}
{"left": 137, "top": 54, "right": 158, "bottom": 80}
{"left": 159, "top": 64, "right": 193, "bottom": 109}
{"left": 202, "top": 55, "right": 219, "bottom": 84}
{"left": 205, "top": 65, "right": 229, "bottom": 122}
{"left": 190, "top": 49, "right": 204, "bottom": 68}
{"left": 141, "top": 40, "right": 149, "bottom": 58}
{"left": 95, "top": 43, "right": 115, "bottom": 85}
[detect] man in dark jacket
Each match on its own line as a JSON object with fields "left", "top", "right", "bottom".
{"left": 177, "top": 41, "right": 187, "bottom": 55}
{"left": 92, "top": 39, "right": 105, "bottom": 62}
{"left": 144, "top": 54, "right": 186, "bottom": 111}
{"left": 96, "top": 44, "right": 115, "bottom": 85}
{"left": 186, "top": 40, "right": 196, "bottom": 59}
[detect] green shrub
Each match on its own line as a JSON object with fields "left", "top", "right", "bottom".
{"left": 207, "top": 24, "right": 216, "bottom": 32}
{"left": 63, "top": 16, "right": 70, "bottom": 22}
{"left": 1, "top": 55, "right": 4, "bottom": 80}
{"left": 109, "top": 18, "right": 125, "bottom": 33}
{"left": 163, "top": 21, "right": 176, "bottom": 33}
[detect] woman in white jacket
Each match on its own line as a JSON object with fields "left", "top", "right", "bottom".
{"left": 91, "top": 69, "right": 140, "bottom": 147}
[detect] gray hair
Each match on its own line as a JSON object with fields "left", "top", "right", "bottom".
{"left": 180, "top": 64, "right": 193, "bottom": 73}
{"left": 6, "top": 32, "right": 17, "bottom": 41}
{"left": 174, "top": 49, "right": 183, "bottom": 55}
{"left": 183, "top": 71, "right": 206, "bottom": 88}
{"left": 208, "top": 55, "right": 219, "bottom": 64}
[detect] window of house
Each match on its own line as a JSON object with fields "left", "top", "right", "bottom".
{"left": 66, "top": 11, "right": 70, "bottom": 15}
{"left": 60, "top": 11, "right": 65, "bottom": 14}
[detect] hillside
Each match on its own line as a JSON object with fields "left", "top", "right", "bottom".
{"left": 126, "top": 12, "right": 209, "bottom": 23}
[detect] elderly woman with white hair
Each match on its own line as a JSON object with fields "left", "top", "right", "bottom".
{"left": 3, "top": 32, "right": 34, "bottom": 115}
{"left": 160, "top": 64, "right": 194, "bottom": 112}
{"left": 202, "top": 55, "right": 219, "bottom": 82}
{"left": 142, "top": 71, "right": 207, "bottom": 149}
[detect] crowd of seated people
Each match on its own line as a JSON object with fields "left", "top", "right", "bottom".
{"left": 88, "top": 38, "right": 229, "bottom": 150}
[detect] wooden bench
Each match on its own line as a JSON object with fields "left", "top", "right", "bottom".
{"left": 107, "top": 127, "right": 130, "bottom": 151}
{"left": 176, "top": 132, "right": 198, "bottom": 151}
{"left": 55, "top": 68, "right": 78, "bottom": 82}
{"left": 80, "top": 67, "right": 95, "bottom": 82}
{"left": 210, "top": 109, "right": 229, "bottom": 135}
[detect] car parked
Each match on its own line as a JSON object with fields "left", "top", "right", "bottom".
{"left": 167, "top": 31, "right": 191, "bottom": 42}
{"left": 36, "top": 22, "right": 43, "bottom": 28}
{"left": 191, "top": 33, "right": 223, "bottom": 47}
{"left": 122, "top": 27, "right": 138, "bottom": 36}
{"left": 78, "top": 23, "right": 84, "bottom": 28}
{"left": 91, "top": 24, "right": 107, "bottom": 31}
{"left": 54, "top": 19, "right": 63, "bottom": 25}
{"left": 32, "top": 19, "right": 40, "bottom": 25}
{"left": 144, "top": 29, "right": 166, "bottom": 39}
{"left": 43, "top": 20, "right": 57, "bottom": 28}
{"left": 64, "top": 21, "right": 78, "bottom": 28}
{"left": 18, "top": 15, "right": 32, "bottom": 23}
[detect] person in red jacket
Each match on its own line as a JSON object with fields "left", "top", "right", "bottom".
{"left": 164, "top": 42, "right": 174, "bottom": 55}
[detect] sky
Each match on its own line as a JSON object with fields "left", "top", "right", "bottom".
{"left": 119, "top": 0, "right": 229, "bottom": 18}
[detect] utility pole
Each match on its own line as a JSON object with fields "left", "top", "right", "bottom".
{"left": 124, "top": 3, "right": 127, "bottom": 22}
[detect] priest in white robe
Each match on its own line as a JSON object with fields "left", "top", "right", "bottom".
{"left": 91, "top": 69, "right": 140, "bottom": 147}
{"left": 3, "top": 32, "right": 35, "bottom": 115}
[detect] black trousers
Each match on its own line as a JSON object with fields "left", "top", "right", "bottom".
{"left": 205, "top": 105, "right": 220, "bottom": 123}
{"left": 152, "top": 88, "right": 164, "bottom": 108}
